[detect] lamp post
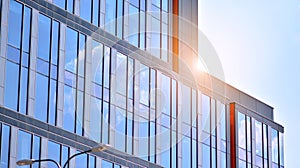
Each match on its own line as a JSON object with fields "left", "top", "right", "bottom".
{"left": 16, "top": 159, "right": 61, "bottom": 168}
{"left": 16, "top": 144, "right": 110, "bottom": 168}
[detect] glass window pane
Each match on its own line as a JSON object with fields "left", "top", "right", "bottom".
{"left": 17, "top": 130, "right": 31, "bottom": 164}
{"left": 8, "top": 0, "right": 22, "bottom": 48}
{"left": 128, "top": 4, "right": 139, "bottom": 47}
{"left": 182, "top": 136, "right": 191, "bottom": 167}
{"left": 139, "top": 64, "right": 149, "bottom": 105}
{"left": 116, "top": 52, "right": 127, "bottom": 95}
{"left": 65, "top": 27, "right": 78, "bottom": 73}
{"left": 4, "top": 61, "right": 19, "bottom": 111}
{"left": 63, "top": 85, "right": 76, "bottom": 132}
{"left": 7, "top": 45, "right": 20, "bottom": 63}
{"left": 53, "top": 0, "right": 66, "bottom": 9}
{"left": 272, "top": 129, "right": 279, "bottom": 164}
{"left": 90, "top": 97, "right": 102, "bottom": 142}
{"left": 105, "top": 0, "right": 116, "bottom": 35}
{"left": 103, "top": 47, "right": 110, "bottom": 88}
{"left": 19, "top": 67, "right": 28, "bottom": 114}
{"left": 93, "top": 0, "right": 99, "bottom": 26}
{"left": 76, "top": 91, "right": 84, "bottom": 135}
{"left": 0, "top": 124, "right": 10, "bottom": 168}
{"left": 80, "top": 0, "right": 92, "bottom": 22}
{"left": 35, "top": 73, "right": 49, "bottom": 122}
{"left": 279, "top": 132, "right": 284, "bottom": 166}
{"left": 128, "top": 58, "right": 134, "bottom": 99}
{"left": 88, "top": 155, "right": 95, "bottom": 168}
{"left": 102, "top": 102, "right": 109, "bottom": 144}
{"left": 115, "top": 107, "right": 126, "bottom": 151}
{"left": 49, "top": 79, "right": 57, "bottom": 125}
{"left": 202, "top": 94, "right": 210, "bottom": 133}
{"left": 161, "top": 74, "right": 170, "bottom": 116}
{"left": 67, "top": 0, "right": 74, "bottom": 13}
{"left": 92, "top": 40, "right": 103, "bottom": 85}
{"left": 238, "top": 112, "right": 246, "bottom": 149}
{"left": 202, "top": 144, "right": 210, "bottom": 168}
{"left": 61, "top": 145, "right": 69, "bottom": 166}
{"left": 102, "top": 160, "right": 113, "bottom": 168}
{"left": 181, "top": 84, "right": 191, "bottom": 125}
{"left": 116, "top": 0, "right": 123, "bottom": 38}
{"left": 22, "top": 7, "right": 31, "bottom": 53}
{"left": 255, "top": 120, "right": 263, "bottom": 156}
{"left": 32, "top": 136, "right": 41, "bottom": 168}
{"left": 78, "top": 34, "right": 85, "bottom": 77}
{"left": 51, "top": 21, "right": 59, "bottom": 65}
{"left": 48, "top": 141, "right": 60, "bottom": 168}
{"left": 38, "top": 14, "right": 51, "bottom": 61}
{"left": 75, "top": 151, "right": 87, "bottom": 167}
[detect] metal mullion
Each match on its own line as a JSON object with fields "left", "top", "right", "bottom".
{"left": 0, "top": 123, "right": 2, "bottom": 161}
{"left": 107, "top": 47, "right": 112, "bottom": 143}
{"left": 91, "top": 0, "right": 93, "bottom": 23}
{"left": 54, "top": 21, "right": 61, "bottom": 126}
{"left": 74, "top": 32, "right": 79, "bottom": 134}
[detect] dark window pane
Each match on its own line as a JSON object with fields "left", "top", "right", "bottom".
{"left": 80, "top": 0, "right": 92, "bottom": 22}
{"left": 38, "top": 14, "right": 51, "bottom": 61}
{"left": 53, "top": 0, "right": 66, "bottom": 9}
{"left": 65, "top": 27, "right": 78, "bottom": 73}
{"left": 51, "top": 21, "right": 59, "bottom": 65}
{"left": 8, "top": 0, "right": 22, "bottom": 48}
{"left": 63, "top": 85, "right": 75, "bottom": 132}
{"left": 35, "top": 73, "right": 49, "bottom": 122}
{"left": 17, "top": 130, "right": 31, "bottom": 165}
{"left": 105, "top": 0, "right": 116, "bottom": 34}
{"left": 7, "top": 45, "right": 20, "bottom": 64}
{"left": 0, "top": 124, "right": 10, "bottom": 168}
{"left": 19, "top": 67, "right": 28, "bottom": 114}
{"left": 4, "top": 61, "right": 19, "bottom": 111}
{"left": 93, "top": 0, "right": 99, "bottom": 26}
{"left": 48, "top": 141, "right": 60, "bottom": 168}
{"left": 22, "top": 7, "right": 31, "bottom": 53}
{"left": 49, "top": 79, "right": 57, "bottom": 125}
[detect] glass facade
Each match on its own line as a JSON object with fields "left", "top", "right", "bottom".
{"left": 0, "top": 0, "right": 284, "bottom": 168}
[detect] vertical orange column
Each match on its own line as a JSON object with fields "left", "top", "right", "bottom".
{"left": 230, "top": 103, "right": 236, "bottom": 168}
{"left": 172, "top": 0, "right": 179, "bottom": 72}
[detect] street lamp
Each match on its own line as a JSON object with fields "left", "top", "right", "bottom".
{"left": 16, "top": 159, "right": 61, "bottom": 168}
{"left": 16, "top": 144, "right": 110, "bottom": 168}
{"left": 62, "top": 144, "right": 110, "bottom": 168}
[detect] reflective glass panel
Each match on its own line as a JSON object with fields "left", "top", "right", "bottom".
{"left": 0, "top": 124, "right": 10, "bottom": 168}
{"left": 75, "top": 151, "right": 87, "bottom": 167}
{"left": 4, "top": 61, "right": 19, "bottom": 111}
{"left": 48, "top": 141, "right": 60, "bottom": 168}
{"left": 90, "top": 97, "right": 101, "bottom": 142}
{"left": 63, "top": 85, "right": 76, "bottom": 132}
{"left": 38, "top": 14, "right": 51, "bottom": 61}
{"left": 19, "top": 67, "right": 28, "bottom": 114}
{"left": 80, "top": 0, "right": 92, "bottom": 22}
{"left": 17, "top": 130, "right": 31, "bottom": 168}
{"left": 65, "top": 27, "right": 78, "bottom": 73}
{"left": 35, "top": 73, "right": 49, "bottom": 122}
{"left": 139, "top": 64, "right": 149, "bottom": 105}
{"left": 115, "top": 107, "right": 126, "bottom": 151}
{"left": 22, "top": 6, "right": 31, "bottom": 53}
{"left": 32, "top": 136, "right": 41, "bottom": 168}
{"left": 182, "top": 136, "right": 191, "bottom": 167}
{"left": 8, "top": 0, "right": 22, "bottom": 48}
{"left": 105, "top": 0, "right": 116, "bottom": 34}
{"left": 53, "top": 0, "right": 66, "bottom": 9}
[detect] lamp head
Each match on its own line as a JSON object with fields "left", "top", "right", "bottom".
{"left": 91, "top": 144, "right": 111, "bottom": 152}
{"left": 16, "top": 159, "right": 34, "bottom": 166}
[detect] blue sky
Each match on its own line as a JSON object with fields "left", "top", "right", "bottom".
{"left": 199, "top": 0, "right": 300, "bottom": 167}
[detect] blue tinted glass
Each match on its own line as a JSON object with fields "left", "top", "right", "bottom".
{"left": 76, "top": 91, "right": 84, "bottom": 135}
{"left": 67, "top": 0, "right": 74, "bottom": 13}
{"left": 19, "top": 67, "right": 28, "bottom": 114}
{"left": 4, "top": 61, "right": 19, "bottom": 111}
{"left": 36, "top": 58, "right": 49, "bottom": 76}
{"left": 92, "top": 40, "right": 103, "bottom": 85}
{"left": 128, "top": 58, "right": 134, "bottom": 99}
{"left": 0, "top": 124, "right": 10, "bottom": 168}
{"left": 65, "top": 27, "right": 78, "bottom": 73}
{"left": 192, "top": 140, "right": 197, "bottom": 168}
{"left": 93, "top": 0, "right": 99, "bottom": 26}
{"left": 181, "top": 85, "right": 191, "bottom": 125}
{"left": 116, "top": 53, "right": 127, "bottom": 95}
{"left": 129, "top": 0, "right": 138, "bottom": 7}
{"left": 161, "top": 74, "right": 170, "bottom": 115}
{"left": 102, "top": 102, "right": 109, "bottom": 143}
{"left": 90, "top": 97, "right": 101, "bottom": 142}
{"left": 140, "top": 0, "right": 145, "bottom": 11}
{"left": 63, "top": 85, "right": 76, "bottom": 132}
{"left": 51, "top": 21, "right": 59, "bottom": 65}
{"left": 8, "top": 0, "right": 22, "bottom": 48}
{"left": 103, "top": 47, "right": 110, "bottom": 88}
{"left": 127, "top": 112, "right": 133, "bottom": 154}
{"left": 35, "top": 73, "right": 49, "bottom": 122}
{"left": 128, "top": 5, "right": 138, "bottom": 47}
{"left": 272, "top": 129, "right": 278, "bottom": 163}
{"left": 80, "top": 0, "right": 92, "bottom": 22}
{"left": 139, "top": 11, "right": 146, "bottom": 49}
{"left": 105, "top": 0, "right": 116, "bottom": 34}
{"left": 182, "top": 136, "right": 191, "bottom": 167}
{"left": 32, "top": 136, "right": 41, "bottom": 168}
{"left": 152, "top": 0, "right": 160, "bottom": 7}
{"left": 7, "top": 45, "right": 20, "bottom": 64}
{"left": 150, "top": 18, "right": 160, "bottom": 58}
{"left": 22, "top": 7, "right": 31, "bottom": 53}
{"left": 161, "top": 150, "right": 170, "bottom": 168}
{"left": 202, "top": 94, "right": 210, "bottom": 132}
{"left": 116, "top": 0, "right": 123, "bottom": 38}
{"left": 115, "top": 108, "right": 126, "bottom": 151}
{"left": 139, "top": 64, "right": 149, "bottom": 105}
{"left": 102, "top": 160, "right": 113, "bottom": 168}
{"left": 51, "top": 65, "right": 58, "bottom": 79}
{"left": 38, "top": 14, "right": 51, "bottom": 61}
{"left": 75, "top": 151, "right": 87, "bottom": 167}
{"left": 78, "top": 34, "right": 85, "bottom": 77}
{"left": 88, "top": 155, "right": 95, "bottom": 168}
{"left": 61, "top": 146, "right": 69, "bottom": 166}
{"left": 202, "top": 144, "right": 210, "bottom": 168}
{"left": 53, "top": 0, "right": 66, "bottom": 9}
{"left": 18, "top": 130, "right": 31, "bottom": 168}
{"left": 22, "top": 52, "right": 29, "bottom": 67}
{"left": 49, "top": 79, "right": 57, "bottom": 125}
{"left": 162, "top": 0, "right": 168, "bottom": 12}
{"left": 48, "top": 141, "right": 60, "bottom": 168}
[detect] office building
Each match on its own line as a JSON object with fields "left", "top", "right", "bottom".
{"left": 0, "top": 0, "right": 284, "bottom": 167}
